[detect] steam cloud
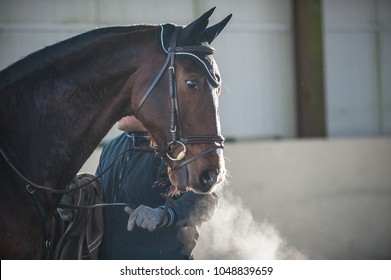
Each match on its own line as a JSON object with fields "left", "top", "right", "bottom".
{"left": 194, "top": 189, "right": 306, "bottom": 259}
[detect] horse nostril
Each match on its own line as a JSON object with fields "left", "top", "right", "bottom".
{"left": 200, "top": 169, "right": 218, "bottom": 191}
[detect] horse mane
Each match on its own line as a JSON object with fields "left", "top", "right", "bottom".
{"left": 0, "top": 24, "right": 155, "bottom": 87}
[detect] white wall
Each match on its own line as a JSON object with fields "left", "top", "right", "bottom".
{"left": 323, "top": 0, "right": 391, "bottom": 137}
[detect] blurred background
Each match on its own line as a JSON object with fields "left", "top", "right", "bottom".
{"left": 1, "top": 0, "right": 390, "bottom": 259}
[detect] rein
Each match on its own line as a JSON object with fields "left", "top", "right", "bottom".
{"left": 0, "top": 145, "right": 156, "bottom": 195}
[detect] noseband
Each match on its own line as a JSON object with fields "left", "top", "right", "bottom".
{"left": 133, "top": 26, "right": 224, "bottom": 191}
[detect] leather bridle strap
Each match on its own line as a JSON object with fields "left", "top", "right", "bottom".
{"left": 130, "top": 25, "right": 225, "bottom": 191}
{"left": 133, "top": 53, "right": 171, "bottom": 117}
{"left": 167, "top": 27, "right": 182, "bottom": 142}
{"left": 175, "top": 145, "right": 222, "bottom": 170}
{"left": 0, "top": 146, "right": 67, "bottom": 194}
{"left": 180, "top": 136, "right": 225, "bottom": 145}
{"left": 133, "top": 27, "right": 215, "bottom": 117}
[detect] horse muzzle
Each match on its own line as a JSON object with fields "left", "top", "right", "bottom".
{"left": 165, "top": 139, "right": 225, "bottom": 193}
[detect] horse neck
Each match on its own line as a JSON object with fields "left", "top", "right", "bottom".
{"left": 0, "top": 26, "right": 155, "bottom": 189}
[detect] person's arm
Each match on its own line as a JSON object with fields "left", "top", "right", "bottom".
{"left": 125, "top": 191, "right": 218, "bottom": 232}
{"left": 95, "top": 143, "right": 110, "bottom": 176}
{"left": 167, "top": 191, "right": 218, "bottom": 227}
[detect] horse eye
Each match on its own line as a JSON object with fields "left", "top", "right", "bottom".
{"left": 186, "top": 80, "right": 199, "bottom": 91}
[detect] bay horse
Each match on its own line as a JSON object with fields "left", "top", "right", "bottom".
{"left": 0, "top": 7, "right": 231, "bottom": 259}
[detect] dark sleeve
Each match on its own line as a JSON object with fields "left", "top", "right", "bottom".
{"left": 95, "top": 140, "right": 114, "bottom": 176}
{"left": 166, "top": 191, "right": 218, "bottom": 227}
{"left": 95, "top": 143, "right": 108, "bottom": 176}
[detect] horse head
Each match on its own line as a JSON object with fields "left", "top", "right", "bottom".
{"left": 132, "top": 8, "right": 232, "bottom": 194}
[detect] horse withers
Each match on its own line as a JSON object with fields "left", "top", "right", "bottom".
{"left": 0, "top": 8, "right": 231, "bottom": 259}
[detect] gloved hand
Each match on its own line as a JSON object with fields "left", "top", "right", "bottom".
{"left": 57, "top": 193, "right": 74, "bottom": 221}
{"left": 124, "top": 205, "right": 167, "bottom": 232}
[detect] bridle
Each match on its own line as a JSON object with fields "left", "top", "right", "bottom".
{"left": 133, "top": 25, "right": 225, "bottom": 191}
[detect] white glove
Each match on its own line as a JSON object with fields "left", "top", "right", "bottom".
{"left": 124, "top": 205, "right": 167, "bottom": 232}
{"left": 57, "top": 193, "right": 74, "bottom": 221}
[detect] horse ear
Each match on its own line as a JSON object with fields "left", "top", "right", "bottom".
{"left": 201, "top": 14, "right": 232, "bottom": 44}
{"left": 178, "top": 7, "right": 216, "bottom": 45}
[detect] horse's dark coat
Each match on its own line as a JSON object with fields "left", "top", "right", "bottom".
{"left": 0, "top": 8, "right": 230, "bottom": 259}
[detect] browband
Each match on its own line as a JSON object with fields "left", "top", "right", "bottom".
{"left": 159, "top": 24, "right": 220, "bottom": 87}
